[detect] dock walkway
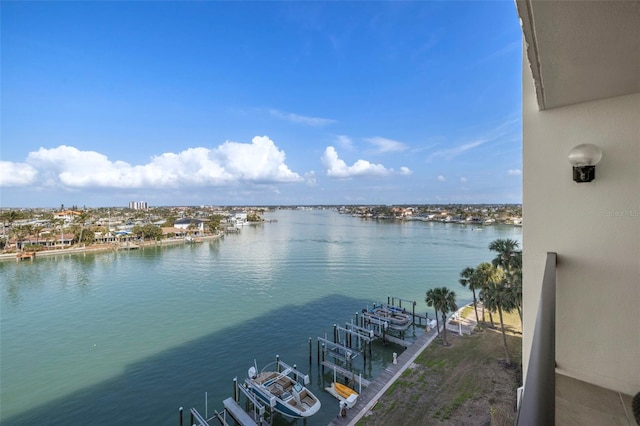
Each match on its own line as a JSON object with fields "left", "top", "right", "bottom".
{"left": 327, "top": 325, "right": 440, "bottom": 426}
{"left": 329, "top": 304, "right": 477, "bottom": 426}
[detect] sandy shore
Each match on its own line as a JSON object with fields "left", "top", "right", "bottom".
{"left": 0, "top": 234, "right": 223, "bottom": 262}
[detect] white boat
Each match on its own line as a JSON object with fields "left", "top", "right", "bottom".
{"left": 246, "top": 360, "right": 321, "bottom": 419}
{"left": 364, "top": 304, "right": 412, "bottom": 330}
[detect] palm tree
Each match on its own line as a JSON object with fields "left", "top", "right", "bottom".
{"left": 475, "top": 262, "right": 499, "bottom": 327}
{"left": 54, "top": 218, "right": 65, "bottom": 248}
{"left": 483, "top": 278, "right": 515, "bottom": 365}
{"left": 33, "top": 224, "right": 44, "bottom": 247}
{"left": 489, "top": 238, "right": 523, "bottom": 323}
{"left": 427, "top": 287, "right": 457, "bottom": 346}
{"left": 425, "top": 288, "right": 441, "bottom": 337}
{"left": 506, "top": 269, "right": 523, "bottom": 323}
{"left": 23, "top": 224, "right": 34, "bottom": 250}
{"left": 459, "top": 266, "right": 480, "bottom": 324}
{"left": 13, "top": 225, "right": 29, "bottom": 251}
{"left": 437, "top": 287, "right": 458, "bottom": 346}
{"left": 74, "top": 210, "right": 89, "bottom": 247}
{"left": 489, "top": 238, "right": 521, "bottom": 272}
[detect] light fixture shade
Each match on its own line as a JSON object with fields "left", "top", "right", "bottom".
{"left": 568, "top": 143, "right": 603, "bottom": 167}
{"left": 568, "top": 144, "right": 603, "bottom": 183}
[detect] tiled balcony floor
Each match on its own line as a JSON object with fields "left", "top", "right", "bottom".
{"left": 556, "top": 374, "right": 637, "bottom": 425}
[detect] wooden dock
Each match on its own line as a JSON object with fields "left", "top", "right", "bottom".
{"left": 16, "top": 251, "right": 36, "bottom": 261}
{"left": 222, "top": 398, "right": 258, "bottom": 426}
{"left": 327, "top": 325, "right": 441, "bottom": 426}
{"left": 328, "top": 302, "right": 477, "bottom": 425}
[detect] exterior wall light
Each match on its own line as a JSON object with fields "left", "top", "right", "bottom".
{"left": 568, "top": 143, "right": 603, "bottom": 183}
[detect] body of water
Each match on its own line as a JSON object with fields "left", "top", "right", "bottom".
{"left": 0, "top": 209, "right": 522, "bottom": 425}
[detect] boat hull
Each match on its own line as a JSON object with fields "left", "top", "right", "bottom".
{"left": 334, "top": 382, "right": 358, "bottom": 399}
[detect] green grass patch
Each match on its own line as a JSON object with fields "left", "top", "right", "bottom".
{"left": 387, "top": 379, "right": 410, "bottom": 393}
{"left": 434, "top": 376, "right": 480, "bottom": 420}
{"left": 461, "top": 305, "right": 474, "bottom": 318}
{"left": 421, "top": 358, "right": 448, "bottom": 370}
{"left": 383, "top": 400, "right": 396, "bottom": 414}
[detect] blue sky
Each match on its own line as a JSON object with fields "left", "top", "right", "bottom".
{"left": 1, "top": 1, "right": 522, "bottom": 208}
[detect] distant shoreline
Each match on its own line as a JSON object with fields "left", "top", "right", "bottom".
{"left": 0, "top": 234, "right": 223, "bottom": 262}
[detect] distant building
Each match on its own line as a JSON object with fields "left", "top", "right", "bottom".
{"left": 54, "top": 210, "right": 81, "bottom": 223}
{"left": 174, "top": 218, "right": 205, "bottom": 233}
{"left": 129, "top": 201, "right": 148, "bottom": 210}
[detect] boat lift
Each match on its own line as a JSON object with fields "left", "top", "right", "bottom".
{"left": 317, "top": 336, "right": 360, "bottom": 365}
{"left": 271, "top": 357, "right": 311, "bottom": 385}
{"left": 179, "top": 377, "right": 270, "bottom": 426}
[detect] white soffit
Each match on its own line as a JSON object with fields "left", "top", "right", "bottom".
{"left": 517, "top": 0, "right": 640, "bottom": 110}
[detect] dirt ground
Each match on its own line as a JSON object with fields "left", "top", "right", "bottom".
{"left": 358, "top": 311, "right": 522, "bottom": 426}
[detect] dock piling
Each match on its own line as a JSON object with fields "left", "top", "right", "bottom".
{"left": 308, "top": 337, "right": 312, "bottom": 364}
{"left": 179, "top": 407, "right": 183, "bottom": 426}
{"left": 233, "top": 377, "right": 238, "bottom": 402}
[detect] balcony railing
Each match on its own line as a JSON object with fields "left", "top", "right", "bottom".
{"left": 516, "top": 252, "right": 557, "bottom": 425}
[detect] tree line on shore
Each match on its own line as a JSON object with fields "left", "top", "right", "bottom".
{"left": 425, "top": 238, "right": 522, "bottom": 366}
{"left": 0, "top": 209, "right": 234, "bottom": 252}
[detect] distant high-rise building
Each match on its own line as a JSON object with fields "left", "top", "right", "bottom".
{"left": 129, "top": 201, "right": 148, "bottom": 210}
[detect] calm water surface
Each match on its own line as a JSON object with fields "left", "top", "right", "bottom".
{"left": 0, "top": 209, "right": 522, "bottom": 425}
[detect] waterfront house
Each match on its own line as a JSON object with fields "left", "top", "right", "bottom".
{"left": 54, "top": 210, "right": 81, "bottom": 223}
{"left": 174, "top": 218, "right": 205, "bottom": 234}
{"left": 515, "top": 1, "right": 639, "bottom": 424}
{"left": 161, "top": 227, "right": 188, "bottom": 238}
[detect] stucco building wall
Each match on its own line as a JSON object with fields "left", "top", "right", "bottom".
{"left": 522, "top": 64, "right": 640, "bottom": 395}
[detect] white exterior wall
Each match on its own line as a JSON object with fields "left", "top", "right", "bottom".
{"left": 522, "top": 66, "right": 640, "bottom": 394}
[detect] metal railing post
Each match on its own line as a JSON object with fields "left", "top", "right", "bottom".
{"left": 516, "top": 252, "right": 556, "bottom": 425}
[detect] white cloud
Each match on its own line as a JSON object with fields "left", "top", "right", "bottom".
{"left": 426, "top": 138, "right": 489, "bottom": 162}
{"left": 3, "top": 136, "right": 303, "bottom": 189}
{"left": 365, "top": 136, "right": 408, "bottom": 154}
{"left": 399, "top": 167, "right": 412, "bottom": 175}
{"left": 321, "top": 146, "right": 401, "bottom": 178}
{"left": 0, "top": 161, "right": 39, "bottom": 186}
{"left": 304, "top": 171, "right": 317, "bottom": 186}
{"left": 425, "top": 117, "right": 520, "bottom": 163}
{"left": 507, "top": 169, "right": 522, "bottom": 176}
{"left": 460, "top": 177, "right": 468, "bottom": 183}
{"left": 437, "top": 175, "right": 446, "bottom": 182}
{"left": 269, "top": 109, "right": 335, "bottom": 126}
{"left": 336, "top": 135, "right": 354, "bottom": 151}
